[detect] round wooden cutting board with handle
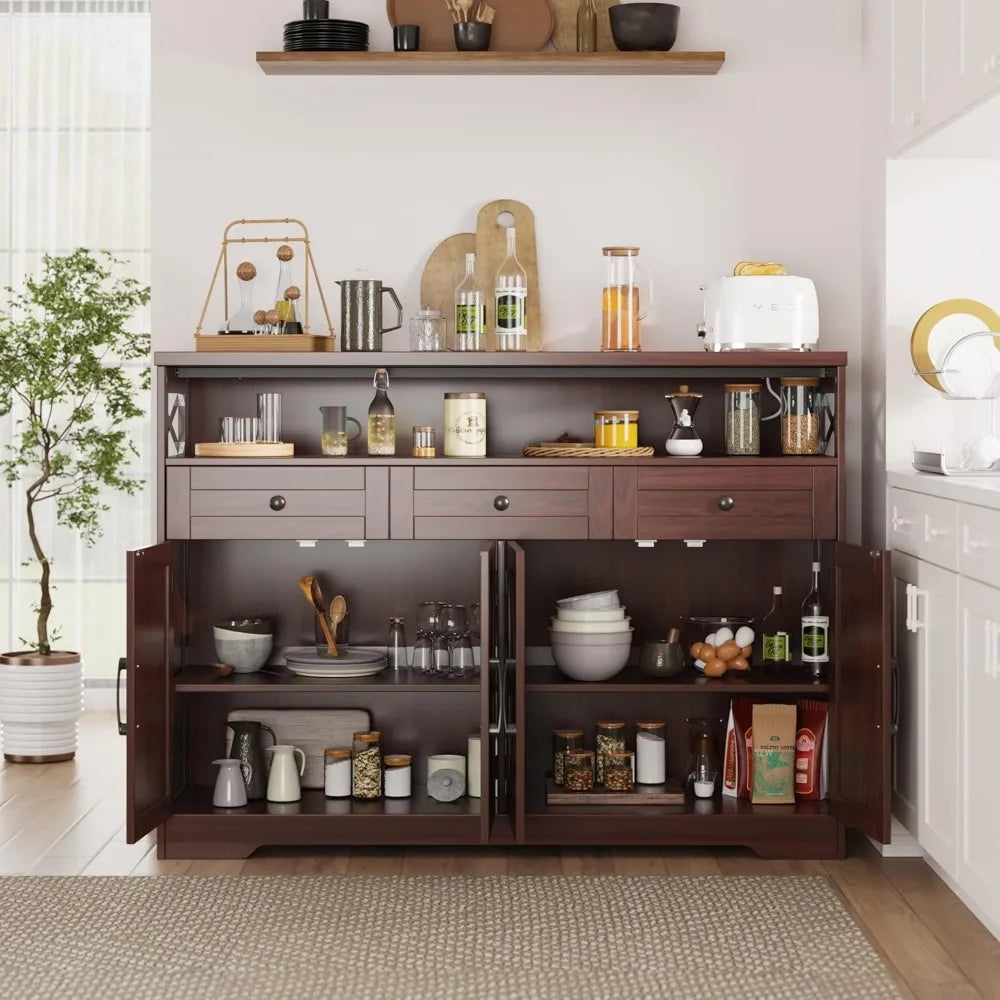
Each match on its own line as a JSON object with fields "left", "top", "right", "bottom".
{"left": 549, "top": 0, "right": 619, "bottom": 52}
{"left": 386, "top": 0, "right": 553, "bottom": 51}
{"left": 419, "top": 232, "right": 476, "bottom": 334}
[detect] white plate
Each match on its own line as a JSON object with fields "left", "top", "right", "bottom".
{"left": 283, "top": 646, "right": 386, "bottom": 667}
{"left": 555, "top": 608, "right": 626, "bottom": 623}
{"left": 555, "top": 590, "right": 620, "bottom": 611}
{"left": 550, "top": 617, "right": 632, "bottom": 634}
{"left": 285, "top": 663, "right": 386, "bottom": 679}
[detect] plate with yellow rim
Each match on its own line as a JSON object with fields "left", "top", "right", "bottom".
{"left": 910, "top": 298, "right": 1000, "bottom": 395}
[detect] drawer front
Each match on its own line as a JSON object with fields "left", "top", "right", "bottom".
{"left": 413, "top": 467, "right": 589, "bottom": 492}
{"left": 636, "top": 490, "right": 814, "bottom": 540}
{"left": 638, "top": 467, "right": 814, "bottom": 492}
{"left": 190, "top": 467, "right": 365, "bottom": 491}
{"left": 190, "top": 489, "right": 365, "bottom": 518}
{"left": 190, "top": 516, "right": 365, "bottom": 540}
{"left": 413, "top": 489, "right": 588, "bottom": 518}
{"left": 889, "top": 488, "right": 958, "bottom": 569}
{"left": 414, "top": 516, "right": 589, "bottom": 540}
{"left": 959, "top": 504, "right": 1000, "bottom": 589}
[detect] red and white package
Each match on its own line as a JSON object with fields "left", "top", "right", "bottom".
{"left": 794, "top": 699, "right": 828, "bottom": 800}
{"left": 722, "top": 698, "right": 759, "bottom": 799}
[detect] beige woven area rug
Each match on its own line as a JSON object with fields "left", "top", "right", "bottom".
{"left": 0, "top": 875, "right": 900, "bottom": 1000}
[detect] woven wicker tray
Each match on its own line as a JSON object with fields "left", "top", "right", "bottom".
{"left": 523, "top": 443, "right": 655, "bottom": 458}
{"left": 194, "top": 333, "right": 335, "bottom": 353}
{"left": 194, "top": 442, "right": 294, "bottom": 457}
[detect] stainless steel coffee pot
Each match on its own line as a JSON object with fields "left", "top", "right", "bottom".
{"left": 337, "top": 279, "right": 403, "bottom": 352}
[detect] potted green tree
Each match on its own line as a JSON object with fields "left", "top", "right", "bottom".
{"left": 0, "top": 250, "right": 150, "bottom": 762}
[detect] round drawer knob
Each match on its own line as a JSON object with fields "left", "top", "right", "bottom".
{"left": 269, "top": 495, "right": 286, "bottom": 512}
{"left": 717, "top": 495, "right": 735, "bottom": 512}
{"left": 493, "top": 495, "right": 510, "bottom": 512}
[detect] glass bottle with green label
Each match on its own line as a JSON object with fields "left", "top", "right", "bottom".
{"left": 454, "top": 252, "right": 485, "bottom": 351}
{"left": 801, "top": 560, "right": 830, "bottom": 672}
{"left": 494, "top": 227, "right": 527, "bottom": 352}
{"left": 761, "top": 585, "right": 789, "bottom": 663}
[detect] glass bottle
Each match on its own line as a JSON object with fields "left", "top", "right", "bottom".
{"left": 367, "top": 368, "right": 396, "bottom": 456}
{"left": 494, "top": 227, "right": 528, "bottom": 352}
{"left": 761, "top": 585, "right": 789, "bottom": 663}
{"left": 601, "top": 247, "right": 651, "bottom": 352}
{"left": 801, "top": 558, "right": 830, "bottom": 671}
{"left": 274, "top": 246, "right": 302, "bottom": 334}
{"left": 386, "top": 617, "right": 407, "bottom": 672}
{"left": 227, "top": 261, "right": 257, "bottom": 333}
{"left": 576, "top": 0, "right": 597, "bottom": 52}
{"left": 454, "top": 252, "right": 485, "bottom": 351}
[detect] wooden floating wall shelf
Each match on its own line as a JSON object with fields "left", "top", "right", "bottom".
{"left": 255, "top": 51, "right": 726, "bottom": 76}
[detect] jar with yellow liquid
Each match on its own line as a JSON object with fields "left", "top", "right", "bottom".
{"left": 601, "top": 246, "right": 652, "bottom": 352}
{"left": 594, "top": 410, "right": 639, "bottom": 449}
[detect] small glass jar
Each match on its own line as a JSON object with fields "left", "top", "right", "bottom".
{"left": 635, "top": 722, "right": 666, "bottom": 785}
{"left": 724, "top": 383, "right": 761, "bottom": 456}
{"left": 595, "top": 720, "right": 626, "bottom": 784}
{"left": 410, "top": 308, "right": 446, "bottom": 351}
{"left": 412, "top": 425, "right": 436, "bottom": 458}
{"left": 594, "top": 410, "right": 638, "bottom": 449}
{"left": 552, "top": 729, "right": 583, "bottom": 786}
{"left": 603, "top": 750, "right": 635, "bottom": 792}
{"left": 324, "top": 747, "right": 352, "bottom": 798}
{"left": 351, "top": 731, "right": 382, "bottom": 800}
{"left": 564, "top": 749, "right": 595, "bottom": 791}
{"left": 383, "top": 754, "right": 412, "bottom": 798}
{"left": 780, "top": 377, "right": 822, "bottom": 455}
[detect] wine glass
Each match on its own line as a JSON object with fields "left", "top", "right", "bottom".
{"left": 416, "top": 601, "right": 441, "bottom": 637}
{"left": 439, "top": 604, "right": 468, "bottom": 639}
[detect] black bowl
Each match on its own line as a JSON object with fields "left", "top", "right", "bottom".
{"left": 609, "top": 2, "right": 679, "bottom": 52}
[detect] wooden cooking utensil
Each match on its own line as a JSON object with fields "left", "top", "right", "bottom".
{"left": 475, "top": 199, "right": 541, "bottom": 352}
{"left": 329, "top": 595, "right": 348, "bottom": 658}
{"left": 420, "top": 232, "right": 476, "bottom": 330}
{"left": 300, "top": 576, "right": 337, "bottom": 657}
{"left": 386, "top": 0, "right": 553, "bottom": 52}
{"left": 549, "top": 0, "right": 619, "bottom": 52}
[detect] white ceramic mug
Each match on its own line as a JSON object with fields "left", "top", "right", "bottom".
{"left": 265, "top": 744, "right": 306, "bottom": 803}
{"left": 212, "top": 758, "right": 249, "bottom": 808}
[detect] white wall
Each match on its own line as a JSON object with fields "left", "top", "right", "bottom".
{"left": 152, "top": 0, "right": 866, "bottom": 534}
{"left": 885, "top": 159, "right": 1000, "bottom": 472}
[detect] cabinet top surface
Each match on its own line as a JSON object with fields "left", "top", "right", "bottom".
{"left": 888, "top": 468, "right": 1000, "bottom": 513}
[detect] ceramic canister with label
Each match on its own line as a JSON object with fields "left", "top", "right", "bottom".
{"left": 444, "top": 392, "right": 486, "bottom": 457}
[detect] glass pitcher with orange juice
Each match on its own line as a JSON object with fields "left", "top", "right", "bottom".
{"left": 601, "top": 246, "right": 652, "bottom": 352}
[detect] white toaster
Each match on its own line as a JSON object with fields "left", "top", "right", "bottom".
{"left": 700, "top": 275, "right": 819, "bottom": 351}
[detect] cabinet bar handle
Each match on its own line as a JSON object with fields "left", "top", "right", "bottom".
{"left": 911, "top": 588, "right": 927, "bottom": 632}
{"left": 905, "top": 583, "right": 915, "bottom": 632}
{"left": 116, "top": 657, "right": 127, "bottom": 736}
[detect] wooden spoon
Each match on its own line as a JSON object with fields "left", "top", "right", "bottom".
{"left": 329, "top": 594, "right": 347, "bottom": 658}
{"left": 300, "top": 576, "right": 337, "bottom": 657}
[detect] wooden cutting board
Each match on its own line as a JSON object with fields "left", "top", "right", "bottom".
{"left": 549, "top": 0, "right": 619, "bottom": 52}
{"left": 386, "top": 0, "right": 553, "bottom": 52}
{"left": 476, "top": 199, "right": 542, "bottom": 352}
{"left": 419, "top": 232, "right": 476, "bottom": 325}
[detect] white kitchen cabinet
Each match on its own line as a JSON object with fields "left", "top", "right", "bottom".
{"left": 958, "top": 576, "right": 1000, "bottom": 920}
{"left": 889, "top": 0, "right": 927, "bottom": 151}
{"left": 891, "top": 552, "right": 921, "bottom": 833}
{"left": 960, "top": 0, "right": 1000, "bottom": 106}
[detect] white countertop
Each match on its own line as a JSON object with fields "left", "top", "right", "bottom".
{"left": 888, "top": 468, "right": 1000, "bottom": 511}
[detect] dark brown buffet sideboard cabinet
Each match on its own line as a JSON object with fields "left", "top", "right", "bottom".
{"left": 122, "top": 351, "right": 891, "bottom": 860}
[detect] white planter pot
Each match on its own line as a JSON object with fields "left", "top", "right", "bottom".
{"left": 0, "top": 652, "right": 84, "bottom": 762}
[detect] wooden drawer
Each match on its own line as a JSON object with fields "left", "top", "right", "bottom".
{"left": 190, "top": 516, "right": 366, "bottom": 540}
{"left": 888, "top": 488, "right": 958, "bottom": 570}
{"left": 190, "top": 467, "right": 365, "bottom": 491}
{"left": 958, "top": 503, "right": 1000, "bottom": 589}
{"left": 616, "top": 466, "right": 836, "bottom": 540}
{"left": 190, "top": 490, "right": 365, "bottom": 518}
{"left": 413, "top": 467, "right": 589, "bottom": 491}
{"left": 413, "top": 490, "right": 588, "bottom": 518}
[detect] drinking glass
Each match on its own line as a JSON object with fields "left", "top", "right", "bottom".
{"left": 416, "top": 602, "right": 441, "bottom": 636}
{"left": 469, "top": 603, "right": 481, "bottom": 641}
{"left": 439, "top": 604, "right": 468, "bottom": 639}
{"left": 320, "top": 405, "right": 362, "bottom": 457}
{"left": 412, "top": 634, "right": 433, "bottom": 674}
{"left": 386, "top": 617, "right": 408, "bottom": 672}
{"left": 431, "top": 635, "right": 451, "bottom": 675}
{"left": 449, "top": 634, "right": 477, "bottom": 677}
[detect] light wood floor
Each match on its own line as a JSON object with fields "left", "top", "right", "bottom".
{"left": 2, "top": 713, "right": 998, "bottom": 1000}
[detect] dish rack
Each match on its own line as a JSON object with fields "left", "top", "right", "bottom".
{"left": 912, "top": 329, "right": 1000, "bottom": 400}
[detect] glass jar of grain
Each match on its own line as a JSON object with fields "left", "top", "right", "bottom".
{"left": 595, "top": 720, "right": 626, "bottom": 784}
{"left": 564, "top": 749, "right": 595, "bottom": 791}
{"left": 351, "top": 731, "right": 382, "bottom": 800}
{"left": 603, "top": 750, "right": 635, "bottom": 792}
{"left": 780, "top": 377, "right": 822, "bottom": 455}
{"left": 724, "top": 383, "right": 761, "bottom": 456}
{"left": 552, "top": 729, "right": 583, "bottom": 786}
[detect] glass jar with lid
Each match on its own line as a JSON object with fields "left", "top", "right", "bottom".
{"left": 552, "top": 729, "right": 583, "bottom": 786}
{"left": 564, "top": 749, "right": 595, "bottom": 791}
{"left": 774, "top": 377, "right": 825, "bottom": 455}
{"left": 410, "top": 308, "right": 446, "bottom": 351}
{"left": 351, "top": 731, "right": 382, "bottom": 800}
{"left": 324, "top": 747, "right": 352, "bottom": 798}
{"left": 724, "top": 383, "right": 761, "bottom": 456}
{"left": 595, "top": 720, "right": 626, "bottom": 784}
{"left": 594, "top": 410, "right": 639, "bottom": 449}
{"left": 601, "top": 246, "right": 652, "bottom": 352}
{"left": 635, "top": 721, "right": 666, "bottom": 785}
{"left": 603, "top": 750, "right": 635, "bottom": 792}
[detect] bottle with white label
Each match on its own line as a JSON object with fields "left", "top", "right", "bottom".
{"left": 800, "top": 560, "right": 829, "bottom": 672}
{"left": 454, "top": 252, "right": 485, "bottom": 351}
{"left": 494, "top": 227, "right": 527, "bottom": 352}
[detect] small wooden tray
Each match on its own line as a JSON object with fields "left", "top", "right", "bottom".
{"left": 194, "top": 442, "right": 294, "bottom": 457}
{"left": 524, "top": 443, "right": 655, "bottom": 458}
{"left": 547, "top": 778, "right": 685, "bottom": 805}
{"left": 194, "top": 333, "right": 335, "bottom": 353}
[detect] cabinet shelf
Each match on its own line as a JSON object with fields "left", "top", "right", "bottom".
{"left": 174, "top": 665, "right": 480, "bottom": 693}
{"left": 165, "top": 456, "right": 840, "bottom": 468}
{"left": 255, "top": 51, "right": 726, "bottom": 77}
{"left": 524, "top": 664, "right": 830, "bottom": 694}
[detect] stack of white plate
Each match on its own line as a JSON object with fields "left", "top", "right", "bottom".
{"left": 283, "top": 646, "right": 386, "bottom": 679}
{"left": 549, "top": 590, "right": 633, "bottom": 682}
{"left": 0, "top": 655, "right": 84, "bottom": 761}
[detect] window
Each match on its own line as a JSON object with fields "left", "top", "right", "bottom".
{"left": 0, "top": 0, "right": 151, "bottom": 677}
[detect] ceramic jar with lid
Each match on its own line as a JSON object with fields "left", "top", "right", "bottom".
{"left": 635, "top": 722, "right": 666, "bottom": 785}
{"left": 324, "top": 747, "right": 352, "bottom": 798}
{"left": 383, "top": 754, "right": 412, "bottom": 798}
{"left": 444, "top": 392, "right": 486, "bottom": 457}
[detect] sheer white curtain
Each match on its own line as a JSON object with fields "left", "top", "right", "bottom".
{"left": 0, "top": 0, "right": 152, "bottom": 678}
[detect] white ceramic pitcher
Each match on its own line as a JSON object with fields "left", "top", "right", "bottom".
{"left": 265, "top": 744, "right": 306, "bottom": 803}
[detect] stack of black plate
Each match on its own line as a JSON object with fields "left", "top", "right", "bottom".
{"left": 283, "top": 19, "right": 369, "bottom": 51}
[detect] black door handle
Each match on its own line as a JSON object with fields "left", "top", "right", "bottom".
{"left": 493, "top": 495, "right": 510, "bottom": 512}
{"left": 269, "top": 495, "right": 286, "bottom": 511}
{"left": 116, "top": 657, "right": 127, "bottom": 735}
{"left": 717, "top": 495, "right": 735, "bottom": 511}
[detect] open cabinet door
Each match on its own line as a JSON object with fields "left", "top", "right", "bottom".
{"left": 502, "top": 541, "right": 525, "bottom": 843}
{"left": 479, "top": 544, "right": 495, "bottom": 845}
{"left": 830, "top": 542, "right": 892, "bottom": 842}
{"left": 125, "top": 543, "right": 174, "bottom": 843}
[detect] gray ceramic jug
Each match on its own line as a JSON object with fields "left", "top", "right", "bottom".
{"left": 228, "top": 719, "right": 277, "bottom": 800}
{"left": 337, "top": 279, "right": 402, "bottom": 351}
